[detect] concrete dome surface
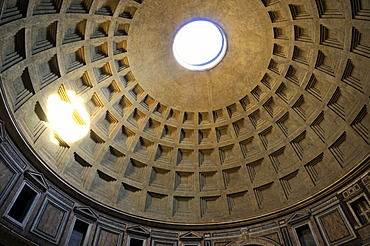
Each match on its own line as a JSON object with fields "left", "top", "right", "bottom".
{"left": 0, "top": 0, "right": 369, "bottom": 243}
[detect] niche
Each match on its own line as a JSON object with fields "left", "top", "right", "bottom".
{"left": 129, "top": 238, "right": 144, "bottom": 246}
{"left": 4, "top": 182, "right": 40, "bottom": 227}
{"left": 67, "top": 218, "right": 90, "bottom": 246}
{"left": 295, "top": 224, "right": 317, "bottom": 246}
{"left": 349, "top": 195, "right": 370, "bottom": 226}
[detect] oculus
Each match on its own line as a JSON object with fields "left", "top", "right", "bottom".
{"left": 173, "top": 19, "right": 227, "bottom": 71}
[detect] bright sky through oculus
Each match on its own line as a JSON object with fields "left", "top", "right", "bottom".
{"left": 173, "top": 20, "right": 227, "bottom": 70}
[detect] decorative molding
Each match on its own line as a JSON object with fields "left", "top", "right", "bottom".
{"left": 180, "top": 231, "right": 203, "bottom": 241}
{"left": 127, "top": 225, "right": 150, "bottom": 237}
{"left": 74, "top": 206, "right": 98, "bottom": 221}
{"left": 287, "top": 212, "right": 311, "bottom": 224}
{"left": 24, "top": 170, "right": 48, "bottom": 192}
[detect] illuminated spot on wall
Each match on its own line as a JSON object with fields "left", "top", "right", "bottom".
{"left": 47, "top": 89, "right": 90, "bottom": 143}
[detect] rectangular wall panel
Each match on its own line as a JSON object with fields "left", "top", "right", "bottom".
{"left": 94, "top": 228, "right": 121, "bottom": 246}
{"left": 315, "top": 205, "right": 357, "bottom": 245}
{"left": 0, "top": 152, "right": 21, "bottom": 206}
{"left": 30, "top": 195, "right": 72, "bottom": 244}
{"left": 93, "top": 216, "right": 125, "bottom": 246}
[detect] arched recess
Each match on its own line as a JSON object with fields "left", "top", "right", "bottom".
{"left": 226, "top": 235, "right": 280, "bottom": 246}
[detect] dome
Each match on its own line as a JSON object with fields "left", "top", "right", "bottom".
{"left": 0, "top": 0, "right": 369, "bottom": 230}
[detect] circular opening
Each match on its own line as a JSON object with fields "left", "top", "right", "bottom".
{"left": 173, "top": 19, "right": 227, "bottom": 71}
